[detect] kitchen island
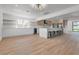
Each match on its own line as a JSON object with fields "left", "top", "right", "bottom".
{"left": 39, "top": 28, "right": 63, "bottom": 38}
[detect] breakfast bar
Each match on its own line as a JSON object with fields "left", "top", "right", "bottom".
{"left": 39, "top": 28, "right": 63, "bottom": 38}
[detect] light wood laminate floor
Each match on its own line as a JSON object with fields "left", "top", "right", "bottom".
{"left": 0, "top": 33, "right": 79, "bottom": 55}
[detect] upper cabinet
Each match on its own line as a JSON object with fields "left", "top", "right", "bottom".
{"left": 37, "top": 19, "right": 64, "bottom": 26}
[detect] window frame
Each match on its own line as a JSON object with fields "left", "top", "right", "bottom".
{"left": 16, "top": 19, "right": 31, "bottom": 28}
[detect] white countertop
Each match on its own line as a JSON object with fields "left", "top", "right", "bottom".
{"left": 48, "top": 28, "right": 62, "bottom": 31}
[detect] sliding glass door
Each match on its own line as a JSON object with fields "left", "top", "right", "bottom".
{"left": 72, "top": 21, "right": 79, "bottom": 32}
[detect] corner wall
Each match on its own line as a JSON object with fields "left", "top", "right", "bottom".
{"left": 0, "top": 10, "right": 3, "bottom": 41}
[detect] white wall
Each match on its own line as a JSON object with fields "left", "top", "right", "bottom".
{"left": 2, "top": 28, "right": 34, "bottom": 37}
{"left": 2, "top": 13, "right": 34, "bottom": 38}
{"left": 0, "top": 10, "right": 3, "bottom": 41}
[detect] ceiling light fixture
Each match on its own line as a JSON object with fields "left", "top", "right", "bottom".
{"left": 31, "top": 4, "right": 46, "bottom": 10}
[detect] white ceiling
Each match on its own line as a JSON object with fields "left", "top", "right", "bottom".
{"left": 0, "top": 4, "right": 79, "bottom": 20}
{"left": 63, "top": 11, "right": 79, "bottom": 20}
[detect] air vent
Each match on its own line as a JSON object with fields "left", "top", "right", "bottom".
{"left": 26, "top": 10, "right": 30, "bottom": 12}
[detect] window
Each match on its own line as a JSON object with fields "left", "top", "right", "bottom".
{"left": 16, "top": 19, "right": 31, "bottom": 28}
{"left": 72, "top": 21, "right": 79, "bottom": 32}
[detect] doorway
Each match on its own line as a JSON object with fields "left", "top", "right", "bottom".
{"left": 34, "top": 28, "right": 37, "bottom": 34}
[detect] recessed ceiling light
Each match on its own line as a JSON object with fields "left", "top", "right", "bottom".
{"left": 15, "top": 4, "right": 18, "bottom": 7}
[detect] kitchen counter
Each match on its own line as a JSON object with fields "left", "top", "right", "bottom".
{"left": 39, "top": 28, "right": 63, "bottom": 38}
